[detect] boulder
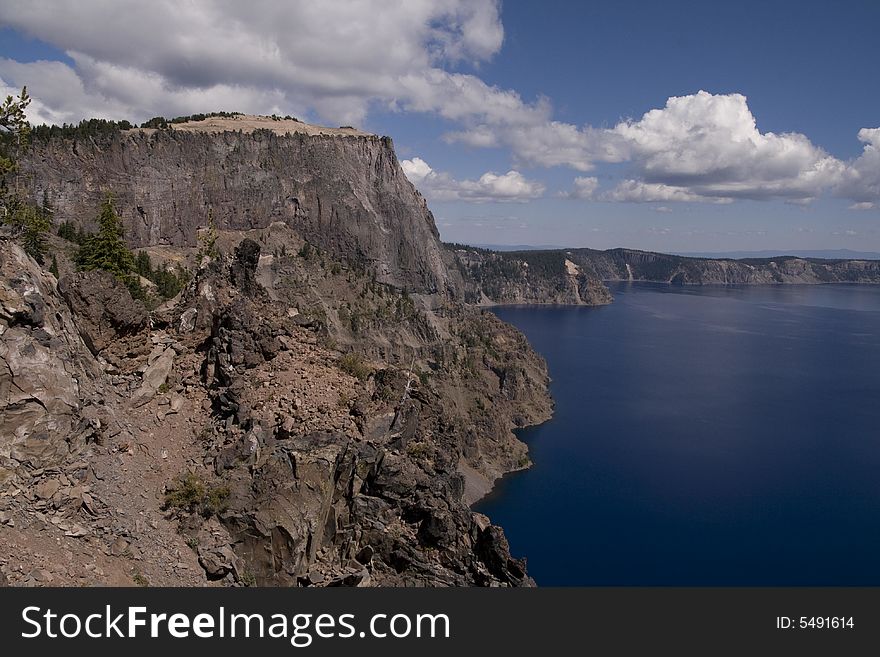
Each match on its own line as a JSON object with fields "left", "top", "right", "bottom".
{"left": 57, "top": 270, "right": 147, "bottom": 355}
{"left": 130, "top": 348, "right": 174, "bottom": 407}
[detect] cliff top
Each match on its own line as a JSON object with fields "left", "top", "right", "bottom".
{"left": 161, "top": 113, "right": 374, "bottom": 137}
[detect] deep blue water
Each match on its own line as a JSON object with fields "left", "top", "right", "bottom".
{"left": 477, "top": 283, "right": 880, "bottom": 585}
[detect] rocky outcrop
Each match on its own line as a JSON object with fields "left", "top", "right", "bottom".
{"left": 57, "top": 270, "right": 148, "bottom": 356}
{"left": 451, "top": 246, "right": 612, "bottom": 306}
{"left": 573, "top": 248, "right": 880, "bottom": 284}
{"left": 164, "top": 233, "right": 539, "bottom": 586}
{"left": 450, "top": 244, "right": 880, "bottom": 298}
{"left": 0, "top": 240, "right": 103, "bottom": 482}
{"left": 22, "top": 124, "right": 454, "bottom": 295}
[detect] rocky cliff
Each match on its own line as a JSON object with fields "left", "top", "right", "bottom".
{"left": 2, "top": 117, "right": 557, "bottom": 587}
{"left": 573, "top": 248, "right": 880, "bottom": 284}
{"left": 450, "top": 246, "right": 612, "bottom": 306}
{"left": 21, "top": 119, "right": 454, "bottom": 295}
{"left": 449, "top": 244, "right": 880, "bottom": 296}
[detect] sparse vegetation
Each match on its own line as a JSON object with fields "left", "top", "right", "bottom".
{"left": 163, "top": 473, "right": 230, "bottom": 517}
{"left": 140, "top": 111, "right": 242, "bottom": 130}
{"left": 134, "top": 250, "right": 190, "bottom": 300}
{"left": 5, "top": 200, "right": 51, "bottom": 263}
{"left": 337, "top": 352, "right": 371, "bottom": 381}
{"left": 196, "top": 212, "right": 220, "bottom": 264}
{"left": 406, "top": 441, "right": 431, "bottom": 459}
{"left": 131, "top": 571, "right": 150, "bottom": 587}
{"left": 57, "top": 220, "right": 89, "bottom": 244}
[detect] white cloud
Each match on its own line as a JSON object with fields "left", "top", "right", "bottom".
{"left": 401, "top": 157, "right": 544, "bottom": 202}
{"left": 836, "top": 128, "right": 880, "bottom": 206}
{"left": 609, "top": 91, "right": 845, "bottom": 202}
{"left": 558, "top": 91, "right": 879, "bottom": 207}
{"left": 0, "top": 0, "right": 507, "bottom": 125}
{"left": 563, "top": 176, "right": 600, "bottom": 199}
{"left": 602, "top": 180, "right": 712, "bottom": 203}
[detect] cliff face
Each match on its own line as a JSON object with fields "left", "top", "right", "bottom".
{"left": 575, "top": 248, "right": 880, "bottom": 284}
{"left": 451, "top": 247, "right": 613, "bottom": 306}
{"left": 450, "top": 244, "right": 880, "bottom": 296}
{"left": 0, "top": 241, "right": 104, "bottom": 480}
{"left": 22, "top": 128, "right": 454, "bottom": 295}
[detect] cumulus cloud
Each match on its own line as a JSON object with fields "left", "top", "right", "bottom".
{"left": 0, "top": 0, "right": 507, "bottom": 125}
{"left": 602, "top": 180, "right": 720, "bottom": 203}
{"left": 836, "top": 128, "right": 880, "bottom": 208}
{"left": 609, "top": 91, "right": 845, "bottom": 202}
{"left": 562, "top": 176, "right": 600, "bottom": 200}
{"left": 401, "top": 157, "right": 544, "bottom": 202}
{"left": 558, "top": 91, "right": 877, "bottom": 206}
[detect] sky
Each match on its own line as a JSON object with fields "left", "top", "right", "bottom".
{"left": 1, "top": 0, "right": 878, "bottom": 251}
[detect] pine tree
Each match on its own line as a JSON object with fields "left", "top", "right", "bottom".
{"left": 41, "top": 189, "right": 52, "bottom": 219}
{"left": 18, "top": 204, "right": 51, "bottom": 264}
{"left": 49, "top": 253, "right": 59, "bottom": 278}
{"left": 0, "top": 86, "right": 31, "bottom": 200}
{"left": 77, "top": 194, "right": 136, "bottom": 284}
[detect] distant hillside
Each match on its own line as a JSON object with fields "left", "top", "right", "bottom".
{"left": 676, "top": 249, "right": 880, "bottom": 261}
{"left": 473, "top": 243, "right": 567, "bottom": 252}
{"left": 448, "top": 244, "right": 880, "bottom": 303}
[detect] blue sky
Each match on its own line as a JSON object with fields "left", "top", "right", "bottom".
{"left": 1, "top": 1, "right": 877, "bottom": 251}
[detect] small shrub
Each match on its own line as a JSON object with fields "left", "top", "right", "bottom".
{"left": 337, "top": 353, "right": 371, "bottom": 381}
{"left": 132, "top": 571, "right": 149, "bottom": 587}
{"left": 406, "top": 441, "right": 431, "bottom": 459}
{"left": 164, "top": 473, "right": 230, "bottom": 517}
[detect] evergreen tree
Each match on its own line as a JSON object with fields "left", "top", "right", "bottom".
{"left": 0, "top": 86, "right": 30, "bottom": 201}
{"left": 134, "top": 250, "right": 152, "bottom": 278}
{"left": 49, "top": 253, "right": 59, "bottom": 278}
{"left": 41, "top": 189, "right": 52, "bottom": 219}
{"left": 57, "top": 220, "right": 79, "bottom": 242}
{"left": 77, "top": 195, "right": 136, "bottom": 283}
{"left": 16, "top": 203, "right": 51, "bottom": 264}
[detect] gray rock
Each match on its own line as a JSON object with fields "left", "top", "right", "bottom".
{"left": 1, "top": 241, "right": 102, "bottom": 476}
{"left": 57, "top": 270, "right": 148, "bottom": 355}
{"left": 22, "top": 129, "right": 454, "bottom": 294}
{"left": 130, "top": 348, "right": 174, "bottom": 407}
{"left": 178, "top": 308, "right": 198, "bottom": 333}
{"left": 33, "top": 478, "right": 61, "bottom": 500}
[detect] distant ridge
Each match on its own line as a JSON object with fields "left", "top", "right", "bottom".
{"left": 675, "top": 249, "right": 880, "bottom": 261}
{"left": 473, "top": 243, "right": 567, "bottom": 252}
{"left": 473, "top": 246, "right": 880, "bottom": 260}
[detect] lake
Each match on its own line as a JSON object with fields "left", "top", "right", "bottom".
{"left": 477, "top": 282, "right": 880, "bottom": 585}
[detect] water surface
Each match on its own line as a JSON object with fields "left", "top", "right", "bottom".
{"left": 478, "top": 283, "right": 880, "bottom": 585}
